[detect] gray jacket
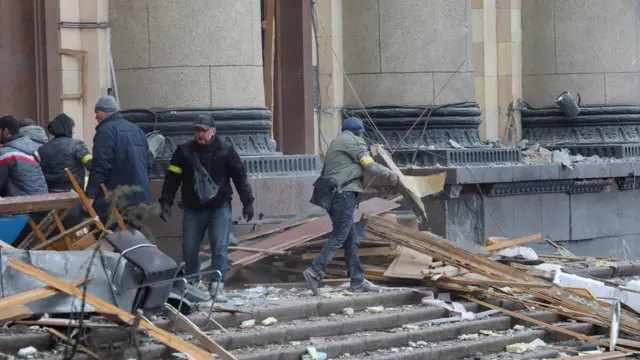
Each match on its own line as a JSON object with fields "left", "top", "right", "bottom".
{"left": 323, "top": 131, "right": 390, "bottom": 193}
{"left": 0, "top": 136, "right": 49, "bottom": 196}
{"left": 18, "top": 125, "right": 48, "bottom": 148}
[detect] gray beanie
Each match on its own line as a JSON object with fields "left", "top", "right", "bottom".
{"left": 94, "top": 96, "right": 120, "bottom": 112}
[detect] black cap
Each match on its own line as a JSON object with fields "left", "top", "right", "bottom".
{"left": 193, "top": 115, "right": 215, "bottom": 130}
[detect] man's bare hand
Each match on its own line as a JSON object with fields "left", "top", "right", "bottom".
{"left": 388, "top": 171, "right": 399, "bottom": 186}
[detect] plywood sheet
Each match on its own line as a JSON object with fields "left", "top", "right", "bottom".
{"left": 384, "top": 247, "right": 432, "bottom": 279}
{"left": 227, "top": 197, "right": 400, "bottom": 265}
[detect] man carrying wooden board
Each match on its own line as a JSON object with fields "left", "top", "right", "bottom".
{"left": 305, "top": 117, "right": 399, "bottom": 295}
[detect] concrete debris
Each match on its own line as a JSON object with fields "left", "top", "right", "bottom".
{"left": 342, "top": 308, "right": 355, "bottom": 315}
{"left": 449, "top": 139, "right": 465, "bottom": 149}
{"left": 521, "top": 143, "right": 605, "bottom": 167}
{"left": 505, "top": 338, "right": 546, "bottom": 353}
{"left": 491, "top": 246, "right": 539, "bottom": 261}
{"left": 261, "top": 317, "right": 278, "bottom": 326}
{"left": 421, "top": 294, "right": 476, "bottom": 320}
{"left": 16, "top": 347, "right": 37, "bottom": 358}
{"left": 240, "top": 319, "right": 256, "bottom": 329}
{"left": 365, "top": 306, "right": 384, "bottom": 313}
{"left": 513, "top": 324, "right": 525, "bottom": 331}
{"left": 458, "top": 333, "right": 479, "bottom": 340}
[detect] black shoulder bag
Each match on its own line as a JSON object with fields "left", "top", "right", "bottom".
{"left": 193, "top": 152, "right": 219, "bottom": 204}
{"left": 309, "top": 166, "right": 360, "bottom": 211}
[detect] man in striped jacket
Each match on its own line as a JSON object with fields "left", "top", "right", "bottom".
{"left": 0, "top": 116, "right": 48, "bottom": 197}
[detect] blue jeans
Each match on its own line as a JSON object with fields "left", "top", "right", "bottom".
{"left": 182, "top": 206, "right": 232, "bottom": 284}
{"left": 309, "top": 191, "right": 365, "bottom": 286}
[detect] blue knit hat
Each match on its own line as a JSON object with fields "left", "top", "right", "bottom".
{"left": 342, "top": 117, "right": 365, "bottom": 133}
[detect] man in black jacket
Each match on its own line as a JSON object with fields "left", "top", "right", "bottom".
{"left": 159, "top": 115, "right": 254, "bottom": 301}
{"left": 38, "top": 113, "right": 93, "bottom": 229}
{"left": 39, "top": 113, "right": 92, "bottom": 192}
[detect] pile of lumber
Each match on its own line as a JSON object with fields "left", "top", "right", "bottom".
{"left": 361, "top": 214, "right": 640, "bottom": 353}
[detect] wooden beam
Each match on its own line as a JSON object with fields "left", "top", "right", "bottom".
{"left": 47, "top": 327, "right": 99, "bottom": 359}
{"left": 482, "top": 233, "right": 542, "bottom": 252}
{"left": 164, "top": 304, "right": 236, "bottom": 359}
{"left": 7, "top": 259, "right": 222, "bottom": 360}
{"left": 31, "top": 217, "right": 98, "bottom": 250}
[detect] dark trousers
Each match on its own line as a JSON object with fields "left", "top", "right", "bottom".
{"left": 309, "top": 191, "right": 365, "bottom": 286}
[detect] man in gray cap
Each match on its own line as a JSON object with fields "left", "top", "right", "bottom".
{"left": 85, "top": 96, "right": 151, "bottom": 222}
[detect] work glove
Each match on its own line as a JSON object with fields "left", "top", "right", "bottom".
{"left": 388, "top": 171, "right": 399, "bottom": 186}
{"left": 159, "top": 203, "right": 172, "bottom": 222}
{"left": 242, "top": 204, "right": 254, "bottom": 222}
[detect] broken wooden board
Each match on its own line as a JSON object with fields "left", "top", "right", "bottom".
{"left": 384, "top": 247, "right": 432, "bottom": 280}
{"left": 371, "top": 144, "right": 440, "bottom": 224}
{"left": 7, "top": 259, "right": 224, "bottom": 360}
{"left": 0, "top": 192, "right": 79, "bottom": 216}
{"left": 224, "top": 197, "right": 399, "bottom": 271}
{"left": 481, "top": 233, "right": 542, "bottom": 252}
{"left": 164, "top": 304, "right": 236, "bottom": 359}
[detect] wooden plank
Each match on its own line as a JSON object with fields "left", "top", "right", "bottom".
{"left": 7, "top": 259, "right": 220, "bottom": 360}
{"left": 47, "top": 327, "right": 99, "bottom": 359}
{"left": 482, "top": 233, "right": 543, "bottom": 252}
{"left": 164, "top": 304, "right": 236, "bottom": 359}
{"left": 228, "top": 246, "right": 290, "bottom": 255}
{"left": 444, "top": 278, "right": 553, "bottom": 289}
{"left": 370, "top": 144, "right": 430, "bottom": 224}
{"left": 550, "top": 352, "right": 631, "bottom": 360}
{"left": 225, "top": 197, "right": 399, "bottom": 266}
{"left": 31, "top": 217, "right": 98, "bottom": 250}
{"left": 384, "top": 247, "right": 432, "bottom": 280}
{"left": 71, "top": 230, "right": 98, "bottom": 250}
{"left": 0, "top": 192, "right": 79, "bottom": 216}
{"left": 461, "top": 295, "right": 627, "bottom": 351}
{"left": 301, "top": 247, "right": 399, "bottom": 260}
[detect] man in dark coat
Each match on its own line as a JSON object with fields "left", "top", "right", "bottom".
{"left": 86, "top": 96, "right": 150, "bottom": 222}
{"left": 39, "top": 113, "right": 92, "bottom": 192}
{"left": 159, "top": 115, "right": 255, "bottom": 302}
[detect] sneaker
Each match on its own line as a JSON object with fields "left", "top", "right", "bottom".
{"left": 350, "top": 280, "right": 380, "bottom": 293}
{"left": 303, "top": 269, "right": 320, "bottom": 296}
{"left": 209, "top": 282, "right": 228, "bottom": 303}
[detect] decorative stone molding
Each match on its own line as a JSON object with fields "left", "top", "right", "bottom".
{"left": 482, "top": 179, "right": 612, "bottom": 197}
{"left": 124, "top": 108, "right": 321, "bottom": 179}
{"left": 122, "top": 108, "right": 278, "bottom": 157}
{"left": 344, "top": 105, "right": 487, "bottom": 149}
{"left": 521, "top": 105, "right": 640, "bottom": 146}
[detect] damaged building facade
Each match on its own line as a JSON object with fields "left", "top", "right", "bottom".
{"left": 3, "top": 0, "right": 640, "bottom": 259}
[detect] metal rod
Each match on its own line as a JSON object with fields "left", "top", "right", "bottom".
{"left": 59, "top": 22, "right": 110, "bottom": 29}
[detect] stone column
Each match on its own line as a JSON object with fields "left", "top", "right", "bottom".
{"left": 109, "top": 0, "right": 264, "bottom": 109}
{"left": 342, "top": 0, "right": 474, "bottom": 107}
{"left": 315, "top": 0, "right": 345, "bottom": 151}
{"left": 473, "top": 0, "right": 522, "bottom": 143}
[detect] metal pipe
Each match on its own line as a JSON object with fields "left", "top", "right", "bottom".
{"left": 59, "top": 21, "right": 110, "bottom": 29}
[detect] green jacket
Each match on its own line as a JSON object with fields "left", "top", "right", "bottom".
{"left": 322, "top": 131, "right": 390, "bottom": 193}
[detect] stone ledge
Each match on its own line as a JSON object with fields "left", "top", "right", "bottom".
{"left": 438, "top": 161, "right": 640, "bottom": 185}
